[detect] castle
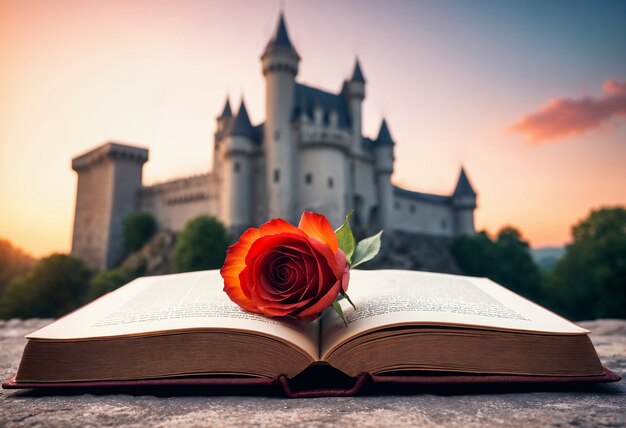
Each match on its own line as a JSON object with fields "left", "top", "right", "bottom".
{"left": 70, "top": 13, "right": 477, "bottom": 270}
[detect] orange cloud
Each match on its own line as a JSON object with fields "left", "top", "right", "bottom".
{"left": 510, "top": 79, "right": 626, "bottom": 143}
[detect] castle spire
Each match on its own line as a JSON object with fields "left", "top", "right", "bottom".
{"left": 453, "top": 167, "right": 477, "bottom": 197}
{"left": 229, "top": 98, "right": 255, "bottom": 138}
{"left": 273, "top": 12, "right": 293, "bottom": 49}
{"left": 351, "top": 57, "right": 366, "bottom": 83}
{"left": 375, "top": 119, "right": 394, "bottom": 146}
{"left": 263, "top": 12, "right": 299, "bottom": 59}
{"left": 219, "top": 96, "right": 232, "bottom": 119}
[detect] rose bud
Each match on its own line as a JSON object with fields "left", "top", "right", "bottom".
{"left": 220, "top": 212, "right": 350, "bottom": 321}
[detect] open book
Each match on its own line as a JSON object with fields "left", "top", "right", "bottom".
{"left": 6, "top": 270, "right": 619, "bottom": 396}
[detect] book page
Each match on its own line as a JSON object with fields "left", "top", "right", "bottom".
{"left": 321, "top": 269, "right": 588, "bottom": 359}
{"left": 27, "top": 270, "right": 319, "bottom": 360}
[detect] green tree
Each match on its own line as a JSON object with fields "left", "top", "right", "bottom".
{"left": 171, "top": 215, "right": 231, "bottom": 273}
{"left": 88, "top": 262, "right": 146, "bottom": 301}
{"left": 452, "top": 227, "right": 542, "bottom": 300}
{"left": 0, "top": 238, "right": 36, "bottom": 293}
{"left": 451, "top": 231, "right": 497, "bottom": 277}
{"left": 0, "top": 254, "right": 92, "bottom": 319}
{"left": 493, "top": 227, "right": 543, "bottom": 300}
{"left": 545, "top": 207, "right": 626, "bottom": 320}
{"left": 123, "top": 212, "right": 157, "bottom": 255}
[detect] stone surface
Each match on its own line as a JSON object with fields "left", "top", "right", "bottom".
{"left": 1, "top": 318, "right": 624, "bottom": 427}
{"left": 119, "top": 230, "right": 177, "bottom": 276}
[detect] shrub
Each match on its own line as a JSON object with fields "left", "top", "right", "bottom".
{"left": 123, "top": 213, "right": 157, "bottom": 255}
{"left": 452, "top": 227, "right": 542, "bottom": 301}
{"left": 0, "top": 254, "right": 92, "bottom": 319}
{"left": 87, "top": 261, "right": 146, "bottom": 301}
{"left": 171, "top": 216, "right": 231, "bottom": 273}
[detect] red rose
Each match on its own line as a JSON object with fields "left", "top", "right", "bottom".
{"left": 220, "top": 212, "right": 350, "bottom": 321}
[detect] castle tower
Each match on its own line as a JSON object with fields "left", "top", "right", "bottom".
{"left": 373, "top": 119, "right": 395, "bottom": 230}
{"left": 219, "top": 99, "right": 255, "bottom": 234}
{"left": 213, "top": 96, "right": 233, "bottom": 178}
{"left": 298, "top": 108, "right": 348, "bottom": 228}
{"left": 216, "top": 96, "right": 232, "bottom": 134}
{"left": 452, "top": 167, "right": 477, "bottom": 235}
{"left": 347, "top": 58, "right": 366, "bottom": 155}
{"left": 261, "top": 12, "right": 300, "bottom": 223}
{"left": 71, "top": 142, "right": 148, "bottom": 269}
{"left": 344, "top": 58, "right": 366, "bottom": 218}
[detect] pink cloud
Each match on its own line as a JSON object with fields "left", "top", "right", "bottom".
{"left": 510, "top": 79, "right": 626, "bottom": 143}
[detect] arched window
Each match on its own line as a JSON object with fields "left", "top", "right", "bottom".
{"left": 274, "top": 169, "right": 280, "bottom": 183}
{"left": 305, "top": 173, "right": 313, "bottom": 185}
{"left": 410, "top": 204, "right": 416, "bottom": 213}
{"left": 234, "top": 162, "right": 240, "bottom": 172}
{"left": 328, "top": 177, "right": 334, "bottom": 188}
{"left": 442, "top": 219, "right": 447, "bottom": 229}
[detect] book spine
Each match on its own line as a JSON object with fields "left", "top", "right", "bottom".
{"left": 276, "top": 373, "right": 371, "bottom": 398}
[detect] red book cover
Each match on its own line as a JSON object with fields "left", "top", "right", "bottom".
{"left": 3, "top": 363, "right": 621, "bottom": 398}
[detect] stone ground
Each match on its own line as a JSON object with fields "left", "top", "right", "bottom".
{"left": 1, "top": 319, "right": 624, "bottom": 427}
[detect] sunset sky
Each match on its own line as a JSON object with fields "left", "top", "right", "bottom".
{"left": 1, "top": 0, "right": 625, "bottom": 257}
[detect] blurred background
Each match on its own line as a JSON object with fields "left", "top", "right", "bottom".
{"left": 1, "top": 0, "right": 625, "bottom": 321}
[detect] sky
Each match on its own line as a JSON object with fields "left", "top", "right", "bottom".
{"left": 1, "top": 0, "right": 625, "bottom": 257}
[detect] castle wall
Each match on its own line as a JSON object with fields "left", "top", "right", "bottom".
{"left": 138, "top": 174, "right": 219, "bottom": 232}
{"left": 391, "top": 196, "right": 455, "bottom": 237}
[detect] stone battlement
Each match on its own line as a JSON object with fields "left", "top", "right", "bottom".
{"left": 139, "top": 173, "right": 214, "bottom": 196}
{"left": 71, "top": 142, "right": 149, "bottom": 171}
{"left": 298, "top": 122, "right": 352, "bottom": 152}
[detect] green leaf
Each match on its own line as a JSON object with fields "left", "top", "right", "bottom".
{"left": 341, "top": 291, "right": 356, "bottom": 310}
{"left": 351, "top": 230, "right": 383, "bottom": 268}
{"left": 335, "top": 209, "right": 355, "bottom": 263}
{"left": 331, "top": 301, "right": 348, "bottom": 327}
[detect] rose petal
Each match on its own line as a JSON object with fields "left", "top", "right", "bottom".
{"left": 259, "top": 218, "right": 307, "bottom": 238}
{"left": 304, "top": 237, "right": 338, "bottom": 296}
{"left": 245, "top": 233, "right": 308, "bottom": 265}
{"left": 298, "top": 211, "right": 339, "bottom": 254}
{"left": 221, "top": 227, "right": 262, "bottom": 313}
{"left": 295, "top": 277, "right": 342, "bottom": 319}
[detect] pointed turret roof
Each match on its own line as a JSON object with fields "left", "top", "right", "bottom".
{"left": 351, "top": 58, "right": 366, "bottom": 83}
{"left": 229, "top": 99, "right": 255, "bottom": 138}
{"left": 273, "top": 13, "right": 292, "bottom": 49}
{"left": 453, "top": 167, "right": 477, "bottom": 197}
{"left": 219, "top": 97, "right": 232, "bottom": 119}
{"left": 263, "top": 12, "right": 298, "bottom": 56}
{"left": 375, "top": 119, "right": 394, "bottom": 146}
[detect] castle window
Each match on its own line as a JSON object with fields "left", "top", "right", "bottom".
{"left": 410, "top": 204, "right": 416, "bottom": 213}
{"left": 274, "top": 169, "right": 280, "bottom": 183}
{"left": 305, "top": 173, "right": 313, "bottom": 185}
{"left": 328, "top": 177, "right": 334, "bottom": 188}
{"left": 234, "top": 162, "right": 240, "bottom": 172}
